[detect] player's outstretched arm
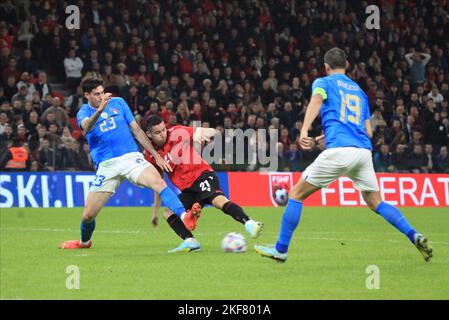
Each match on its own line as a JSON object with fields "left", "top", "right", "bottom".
{"left": 299, "top": 94, "right": 323, "bottom": 150}
{"left": 129, "top": 120, "right": 173, "bottom": 172}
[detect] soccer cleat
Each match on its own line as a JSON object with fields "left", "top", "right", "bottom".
{"left": 414, "top": 233, "right": 433, "bottom": 262}
{"left": 168, "top": 238, "right": 201, "bottom": 253}
{"left": 254, "top": 244, "right": 287, "bottom": 262}
{"left": 58, "top": 239, "right": 92, "bottom": 249}
{"left": 181, "top": 202, "right": 202, "bottom": 231}
{"left": 245, "top": 220, "right": 264, "bottom": 238}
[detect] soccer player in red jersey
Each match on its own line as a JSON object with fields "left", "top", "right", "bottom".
{"left": 144, "top": 116, "right": 263, "bottom": 251}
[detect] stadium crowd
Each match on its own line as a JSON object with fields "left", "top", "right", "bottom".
{"left": 0, "top": 0, "right": 448, "bottom": 173}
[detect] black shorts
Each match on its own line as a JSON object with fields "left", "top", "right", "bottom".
{"left": 178, "top": 171, "right": 225, "bottom": 209}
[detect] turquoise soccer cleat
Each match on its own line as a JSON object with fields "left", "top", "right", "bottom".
{"left": 245, "top": 220, "right": 264, "bottom": 238}
{"left": 254, "top": 244, "right": 287, "bottom": 262}
{"left": 414, "top": 233, "right": 433, "bottom": 262}
{"left": 168, "top": 238, "right": 201, "bottom": 253}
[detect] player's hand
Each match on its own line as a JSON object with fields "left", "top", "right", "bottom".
{"left": 197, "top": 134, "right": 210, "bottom": 145}
{"left": 155, "top": 153, "right": 172, "bottom": 173}
{"left": 98, "top": 93, "right": 112, "bottom": 112}
{"left": 299, "top": 132, "right": 313, "bottom": 150}
{"left": 151, "top": 213, "right": 158, "bottom": 227}
{"left": 315, "top": 135, "right": 325, "bottom": 144}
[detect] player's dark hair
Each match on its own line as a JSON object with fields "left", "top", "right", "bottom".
{"left": 146, "top": 115, "right": 164, "bottom": 131}
{"left": 81, "top": 78, "right": 104, "bottom": 94}
{"left": 324, "top": 47, "right": 347, "bottom": 70}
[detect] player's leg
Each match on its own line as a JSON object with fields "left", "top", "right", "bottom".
{"left": 59, "top": 188, "right": 116, "bottom": 250}
{"left": 59, "top": 162, "right": 121, "bottom": 249}
{"left": 275, "top": 178, "right": 320, "bottom": 252}
{"left": 362, "top": 191, "right": 433, "bottom": 261}
{"left": 79, "top": 191, "right": 113, "bottom": 244}
{"left": 362, "top": 190, "right": 417, "bottom": 241}
{"left": 211, "top": 194, "right": 264, "bottom": 238}
{"left": 163, "top": 193, "right": 196, "bottom": 240}
{"left": 256, "top": 149, "right": 338, "bottom": 261}
{"left": 163, "top": 192, "right": 201, "bottom": 252}
{"left": 163, "top": 209, "right": 201, "bottom": 253}
{"left": 350, "top": 149, "right": 433, "bottom": 262}
{"left": 59, "top": 191, "right": 113, "bottom": 249}
{"left": 132, "top": 163, "right": 198, "bottom": 228}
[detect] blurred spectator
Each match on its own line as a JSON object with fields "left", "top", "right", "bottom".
{"left": 17, "top": 49, "right": 38, "bottom": 75}
{"left": 34, "top": 72, "right": 52, "bottom": 98}
{"left": 423, "top": 144, "right": 437, "bottom": 173}
{"left": 63, "top": 49, "right": 84, "bottom": 93}
{"left": 374, "top": 144, "right": 394, "bottom": 172}
{"left": 39, "top": 97, "right": 69, "bottom": 128}
{"left": 2, "top": 58, "right": 21, "bottom": 84}
{"left": 436, "top": 146, "right": 449, "bottom": 173}
{"left": 78, "top": 143, "right": 95, "bottom": 171}
{"left": 38, "top": 138, "right": 62, "bottom": 171}
{"left": 0, "top": 0, "right": 447, "bottom": 173}
{"left": 404, "top": 51, "right": 431, "bottom": 87}
{"left": 0, "top": 138, "right": 31, "bottom": 171}
{"left": 286, "top": 143, "right": 301, "bottom": 171}
{"left": 17, "top": 15, "right": 38, "bottom": 49}
{"left": 406, "top": 144, "right": 428, "bottom": 173}
{"left": 16, "top": 72, "right": 35, "bottom": 100}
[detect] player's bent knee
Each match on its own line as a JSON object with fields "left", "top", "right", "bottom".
{"left": 362, "top": 191, "right": 382, "bottom": 211}
{"left": 289, "top": 179, "right": 319, "bottom": 202}
{"left": 137, "top": 168, "right": 167, "bottom": 192}
{"left": 82, "top": 211, "right": 96, "bottom": 223}
{"left": 163, "top": 209, "right": 174, "bottom": 219}
{"left": 152, "top": 177, "right": 167, "bottom": 193}
{"left": 289, "top": 189, "right": 302, "bottom": 201}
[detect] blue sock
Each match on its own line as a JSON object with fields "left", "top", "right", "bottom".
{"left": 81, "top": 219, "right": 96, "bottom": 243}
{"left": 276, "top": 199, "right": 303, "bottom": 253}
{"left": 159, "top": 186, "right": 186, "bottom": 218}
{"left": 375, "top": 201, "right": 416, "bottom": 243}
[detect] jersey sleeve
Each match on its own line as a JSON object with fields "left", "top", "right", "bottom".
{"left": 118, "top": 98, "right": 135, "bottom": 125}
{"left": 311, "top": 78, "right": 328, "bottom": 100}
{"left": 76, "top": 107, "right": 89, "bottom": 130}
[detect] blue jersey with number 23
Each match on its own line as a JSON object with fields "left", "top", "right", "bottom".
{"left": 312, "top": 74, "right": 372, "bottom": 150}
{"left": 77, "top": 97, "right": 138, "bottom": 166}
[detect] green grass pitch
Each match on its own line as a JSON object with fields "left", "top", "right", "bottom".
{"left": 1, "top": 206, "right": 448, "bottom": 300}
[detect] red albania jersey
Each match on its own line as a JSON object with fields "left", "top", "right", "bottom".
{"left": 144, "top": 125, "right": 213, "bottom": 191}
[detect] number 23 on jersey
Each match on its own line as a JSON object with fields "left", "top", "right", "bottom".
{"left": 99, "top": 117, "right": 117, "bottom": 132}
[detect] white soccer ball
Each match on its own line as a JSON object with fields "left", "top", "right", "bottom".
{"left": 221, "top": 232, "right": 247, "bottom": 253}
{"left": 275, "top": 188, "right": 288, "bottom": 206}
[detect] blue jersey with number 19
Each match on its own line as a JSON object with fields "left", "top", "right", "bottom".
{"left": 312, "top": 74, "right": 372, "bottom": 150}
{"left": 77, "top": 97, "right": 139, "bottom": 166}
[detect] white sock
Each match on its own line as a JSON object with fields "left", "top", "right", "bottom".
{"left": 80, "top": 240, "right": 91, "bottom": 246}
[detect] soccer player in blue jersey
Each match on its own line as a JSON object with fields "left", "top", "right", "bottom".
{"left": 59, "top": 78, "right": 201, "bottom": 252}
{"left": 255, "top": 48, "right": 433, "bottom": 262}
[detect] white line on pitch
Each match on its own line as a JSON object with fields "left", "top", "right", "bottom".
{"left": 0, "top": 227, "right": 140, "bottom": 234}
{"left": 2, "top": 228, "right": 448, "bottom": 246}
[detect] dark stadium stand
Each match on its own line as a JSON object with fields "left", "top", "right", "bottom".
{"left": 0, "top": 0, "right": 448, "bottom": 172}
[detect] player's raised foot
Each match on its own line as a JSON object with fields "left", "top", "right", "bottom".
{"left": 254, "top": 244, "right": 287, "bottom": 262}
{"left": 414, "top": 233, "right": 433, "bottom": 262}
{"left": 58, "top": 240, "right": 92, "bottom": 249}
{"left": 181, "top": 202, "right": 202, "bottom": 231}
{"left": 168, "top": 238, "right": 201, "bottom": 253}
{"left": 245, "top": 220, "right": 264, "bottom": 238}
